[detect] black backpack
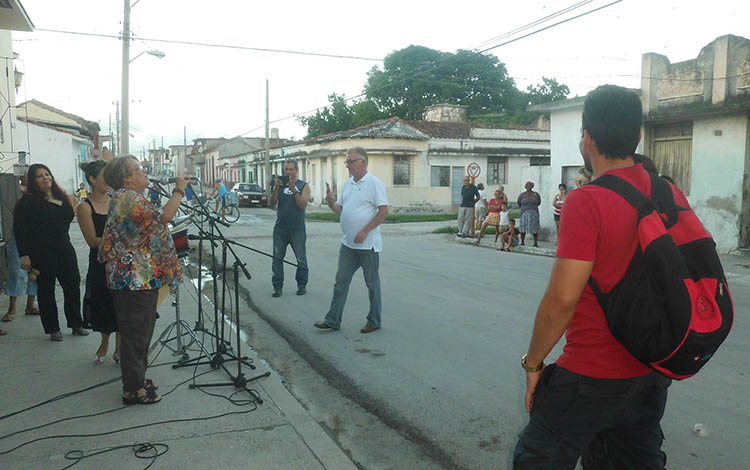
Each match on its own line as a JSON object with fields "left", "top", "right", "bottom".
{"left": 587, "top": 172, "right": 734, "bottom": 379}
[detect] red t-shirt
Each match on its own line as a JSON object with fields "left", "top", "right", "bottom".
{"left": 555, "top": 164, "right": 692, "bottom": 378}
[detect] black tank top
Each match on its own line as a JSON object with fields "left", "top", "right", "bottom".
{"left": 84, "top": 198, "right": 108, "bottom": 262}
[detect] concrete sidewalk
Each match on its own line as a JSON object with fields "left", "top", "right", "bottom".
{"left": 0, "top": 227, "right": 356, "bottom": 470}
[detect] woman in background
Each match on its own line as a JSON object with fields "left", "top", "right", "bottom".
{"left": 78, "top": 160, "right": 119, "bottom": 364}
{"left": 14, "top": 164, "right": 87, "bottom": 341}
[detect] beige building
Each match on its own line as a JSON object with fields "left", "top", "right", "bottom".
{"left": 244, "top": 106, "right": 551, "bottom": 212}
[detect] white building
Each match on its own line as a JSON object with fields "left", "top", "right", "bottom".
{"left": 14, "top": 118, "right": 93, "bottom": 193}
{"left": 0, "top": 1, "right": 33, "bottom": 178}
{"left": 531, "top": 34, "right": 750, "bottom": 253}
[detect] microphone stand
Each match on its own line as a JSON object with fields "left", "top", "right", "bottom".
{"left": 149, "top": 179, "right": 302, "bottom": 397}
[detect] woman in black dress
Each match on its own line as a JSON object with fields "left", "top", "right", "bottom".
{"left": 78, "top": 160, "right": 119, "bottom": 364}
{"left": 15, "top": 164, "right": 87, "bottom": 341}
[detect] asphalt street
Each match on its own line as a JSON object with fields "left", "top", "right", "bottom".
{"left": 213, "top": 206, "right": 748, "bottom": 470}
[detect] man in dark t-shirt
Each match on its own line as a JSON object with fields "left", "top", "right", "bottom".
{"left": 514, "top": 85, "right": 674, "bottom": 469}
{"left": 269, "top": 160, "right": 310, "bottom": 297}
{"left": 456, "top": 176, "right": 479, "bottom": 237}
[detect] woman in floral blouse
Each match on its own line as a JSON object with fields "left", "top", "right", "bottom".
{"left": 99, "top": 156, "right": 189, "bottom": 405}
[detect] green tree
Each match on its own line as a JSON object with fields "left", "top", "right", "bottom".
{"left": 473, "top": 77, "right": 570, "bottom": 126}
{"left": 298, "top": 94, "right": 386, "bottom": 138}
{"left": 525, "top": 77, "right": 570, "bottom": 106}
{"left": 297, "top": 93, "right": 353, "bottom": 138}
{"left": 364, "top": 45, "right": 519, "bottom": 120}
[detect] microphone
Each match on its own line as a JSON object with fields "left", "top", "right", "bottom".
{"left": 148, "top": 176, "right": 199, "bottom": 184}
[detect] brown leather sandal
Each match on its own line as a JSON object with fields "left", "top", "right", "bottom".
{"left": 122, "top": 388, "right": 162, "bottom": 405}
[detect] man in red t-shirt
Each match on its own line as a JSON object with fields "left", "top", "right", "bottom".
{"left": 514, "top": 85, "right": 673, "bottom": 469}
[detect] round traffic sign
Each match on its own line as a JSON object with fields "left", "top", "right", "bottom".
{"left": 467, "top": 162, "right": 481, "bottom": 178}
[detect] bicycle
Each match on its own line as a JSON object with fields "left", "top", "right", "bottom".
{"left": 193, "top": 194, "right": 240, "bottom": 224}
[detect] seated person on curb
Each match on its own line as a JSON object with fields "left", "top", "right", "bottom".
{"left": 499, "top": 218, "right": 519, "bottom": 252}
{"left": 497, "top": 202, "right": 510, "bottom": 240}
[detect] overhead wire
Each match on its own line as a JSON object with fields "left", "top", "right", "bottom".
{"left": 34, "top": 28, "right": 382, "bottom": 62}
{"left": 233, "top": 0, "right": 628, "bottom": 138}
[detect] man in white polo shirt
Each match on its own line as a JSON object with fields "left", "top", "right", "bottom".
{"left": 315, "top": 147, "right": 389, "bottom": 333}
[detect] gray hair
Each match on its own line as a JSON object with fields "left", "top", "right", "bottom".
{"left": 348, "top": 147, "right": 368, "bottom": 163}
{"left": 103, "top": 155, "right": 139, "bottom": 190}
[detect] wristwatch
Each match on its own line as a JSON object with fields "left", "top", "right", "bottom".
{"left": 521, "top": 354, "right": 544, "bottom": 372}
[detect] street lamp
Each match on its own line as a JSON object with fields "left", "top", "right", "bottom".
{"left": 120, "top": 0, "right": 165, "bottom": 156}
{"left": 129, "top": 49, "right": 166, "bottom": 63}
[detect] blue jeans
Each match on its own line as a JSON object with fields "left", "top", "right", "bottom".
{"left": 272, "top": 226, "right": 308, "bottom": 288}
{"left": 4, "top": 239, "right": 37, "bottom": 297}
{"left": 514, "top": 364, "right": 670, "bottom": 469}
{"left": 323, "top": 245, "right": 381, "bottom": 329}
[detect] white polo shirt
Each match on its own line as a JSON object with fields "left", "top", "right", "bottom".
{"left": 337, "top": 172, "right": 389, "bottom": 252}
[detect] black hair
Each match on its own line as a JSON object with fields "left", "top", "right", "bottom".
{"left": 582, "top": 85, "right": 642, "bottom": 159}
{"left": 26, "top": 163, "right": 71, "bottom": 207}
{"left": 558, "top": 183, "right": 567, "bottom": 190}
{"left": 81, "top": 159, "right": 107, "bottom": 187}
{"left": 477, "top": 183, "right": 485, "bottom": 190}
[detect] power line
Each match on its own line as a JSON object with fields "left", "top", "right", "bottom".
{"left": 479, "top": 0, "right": 624, "bottom": 54}
{"left": 34, "top": 28, "right": 383, "bottom": 62}
{"left": 474, "top": 0, "right": 593, "bottom": 50}
{"left": 236, "top": 1, "right": 626, "bottom": 137}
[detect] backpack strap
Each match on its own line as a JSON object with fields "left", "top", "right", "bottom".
{"left": 648, "top": 173, "right": 681, "bottom": 229}
{"left": 586, "top": 173, "right": 656, "bottom": 298}
{"left": 587, "top": 174, "right": 655, "bottom": 215}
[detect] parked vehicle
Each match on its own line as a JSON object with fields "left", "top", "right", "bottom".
{"left": 231, "top": 183, "right": 268, "bottom": 207}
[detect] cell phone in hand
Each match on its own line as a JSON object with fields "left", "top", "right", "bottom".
{"left": 280, "top": 175, "right": 289, "bottom": 185}
{"left": 325, "top": 182, "right": 331, "bottom": 193}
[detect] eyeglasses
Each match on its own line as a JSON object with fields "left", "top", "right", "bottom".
{"left": 133, "top": 164, "right": 145, "bottom": 173}
{"left": 344, "top": 159, "right": 362, "bottom": 166}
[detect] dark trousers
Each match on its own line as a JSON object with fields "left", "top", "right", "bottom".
{"left": 112, "top": 289, "right": 158, "bottom": 394}
{"left": 35, "top": 245, "right": 82, "bottom": 334}
{"left": 271, "top": 226, "right": 308, "bottom": 288}
{"left": 514, "top": 364, "right": 671, "bottom": 470}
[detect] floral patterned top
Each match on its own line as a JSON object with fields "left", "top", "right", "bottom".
{"left": 98, "top": 188, "right": 181, "bottom": 292}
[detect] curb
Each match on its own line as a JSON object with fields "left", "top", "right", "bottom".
{"left": 452, "top": 234, "right": 556, "bottom": 257}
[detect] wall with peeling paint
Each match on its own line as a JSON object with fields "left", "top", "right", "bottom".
{"left": 689, "top": 115, "right": 748, "bottom": 252}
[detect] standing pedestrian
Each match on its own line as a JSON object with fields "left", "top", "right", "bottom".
{"left": 517, "top": 181, "right": 541, "bottom": 247}
{"left": 457, "top": 176, "right": 479, "bottom": 237}
{"left": 552, "top": 183, "right": 567, "bottom": 235}
{"left": 474, "top": 183, "right": 487, "bottom": 233}
{"left": 315, "top": 147, "right": 388, "bottom": 334}
{"left": 2, "top": 176, "right": 39, "bottom": 326}
{"left": 99, "top": 156, "right": 187, "bottom": 405}
{"left": 78, "top": 160, "right": 120, "bottom": 365}
{"left": 14, "top": 164, "right": 87, "bottom": 341}
{"left": 269, "top": 160, "right": 310, "bottom": 297}
{"left": 514, "top": 85, "right": 674, "bottom": 469}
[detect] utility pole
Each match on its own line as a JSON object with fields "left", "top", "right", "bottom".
{"left": 120, "top": 0, "right": 131, "bottom": 156}
{"left": 265, "top": 79, "right": 271, "bottom": 190}
{"left": 115, "top": 101, "right": 120, "bottom": 156}
{"left": 182, "top": 125, "right": 186, "bottom": 176}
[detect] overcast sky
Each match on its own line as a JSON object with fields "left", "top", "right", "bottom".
{"left": 11, "top": 0, "right": 749, "bottom": 154}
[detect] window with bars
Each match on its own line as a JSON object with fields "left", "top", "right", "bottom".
{"left": 393, "top": 155, "right": 411, "bottom": 185}
{"left": 530, "top": 157, "right": 550, "bottom": 166}
{"left": 430, "top": 166, "right": 450, "bottom": 187}
{"left": 487, "top": 156, "right": 507, "bottom": 184}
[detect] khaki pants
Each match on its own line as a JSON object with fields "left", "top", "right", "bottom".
{"left": 457, "top": 207, "right": 474, "bottom": 236}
